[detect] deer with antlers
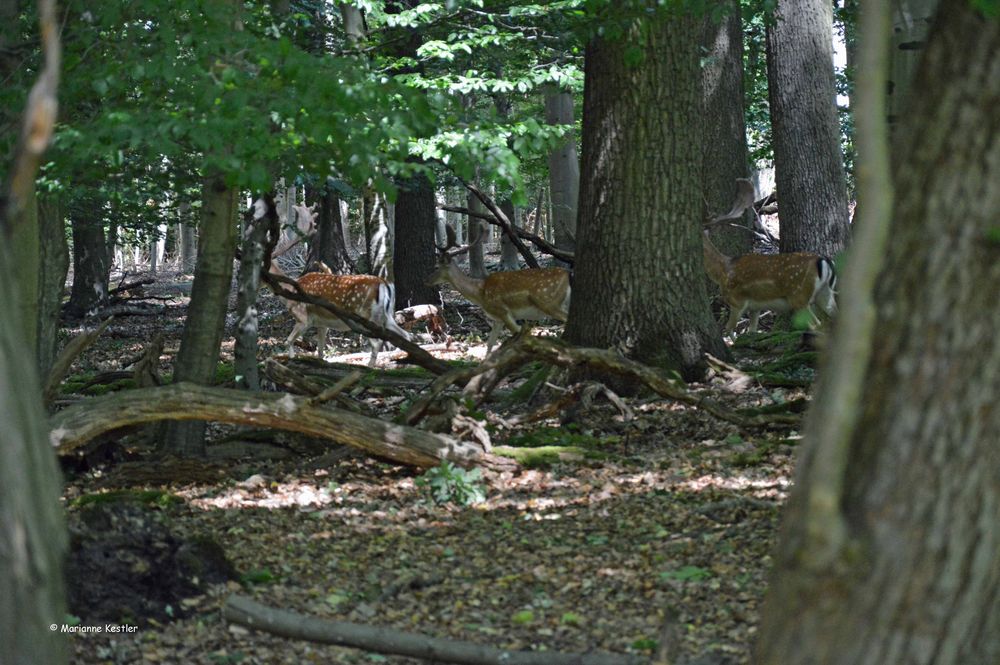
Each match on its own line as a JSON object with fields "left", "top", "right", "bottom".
{"left": 703, "top": 179, "right": 838, "bottom": 339}
{"left": 258, "top": 197, "right": 412, "bottom": 367}
{"left": 426, "top": 226, "right": 571, "bottom": 354}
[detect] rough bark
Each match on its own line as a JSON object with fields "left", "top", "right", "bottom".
{"left": 887, "top": 0, "right": 939, "bottom": 137}
{"left": 159, "top": 176, "right": 239, "bottom": 457}
{"left": 565, "top": 10, "right": 728, "bottom": 380}
{"left": 393, "top": 171, "right": 439, "bottom": 306}
{"left": 755, "top": 5, "right": 1000, "bottom": 663}
{"left": 233, "top": 204, "right": 273, "bottom": 391}
{"left": 766, "top": 0, "right": 851, "bottom": 256}
{"left": 0, "top": 1, "right": 68, "bottom": 661}
{"left": 36, "top": 196, "right": 69, "bottom": 380}
{"left": 544, "top": 88, "right": 579, "bottom": 262}
{"left": 52, "top": 382, "right": 503, "bottom": 470}
{"left": 702, "top": 1, "right": 752, "bottom": 258}
{"left": 66, "top": 213, "right": 110, "bottom": 318}
{"left": 466, "top": 190, "right": 487, "bottom": 279}
{"left": 177, "top": 202, "right": 197, "bottom": 272}
{"left": 497, "top": 200, "right": 521, "bottom": 271}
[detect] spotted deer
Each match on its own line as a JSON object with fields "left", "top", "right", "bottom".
{"left": 426, "top": 226, "right": 570, "bottom": 354}
{"left": 703, "top": 179, "right": 838, "bottom": 339}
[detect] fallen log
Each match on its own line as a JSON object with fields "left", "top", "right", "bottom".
{"left": 50, "top": 382, "right": 514, "bottom": 470}
{"left": 223, "top": 594, "right": 644, "bottom": 665}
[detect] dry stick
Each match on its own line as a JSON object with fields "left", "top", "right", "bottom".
{"left": 264, "top": 359, "right": 367, "bottom": 414}
{"left": 223, "top": 594, "right": 643, "bottom": 665}
{"left": 308, "top": 370, "right": 364, "bottom": 407}
{"left": 515, "top": 336, "right": 797, "bottom": 429}
{"left": 49, "top": 382, "right": 515, "bottom": 471}
{"left": 463, "top": 183, "right": 540, "bottom": 268}
{"left": 42, "top": 317, "right": 113, "bottom": 407}
{"left": 438, "top": 205, "right": 574, "bottom": 265}
{"left": 261, "top": 271, "right": 451, "bottom": 376}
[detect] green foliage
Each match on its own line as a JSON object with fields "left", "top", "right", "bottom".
{"left": 415, "top": 461, "right": 486, "bottom": 506}
{"left": 241, "top": 568, "right": 276, "bottom": 585}
{"left": 971, "top": 0, "right": 1000, "bottom": 17}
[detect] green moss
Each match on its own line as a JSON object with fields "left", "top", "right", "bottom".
{"left": 493, "top": 445, "right": 607, "bottom": 469}
{"left": 71, "top": 489, "right": 184, "bottom": 509}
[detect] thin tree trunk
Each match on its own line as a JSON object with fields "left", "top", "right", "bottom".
{"left": 307, "top": 181, "right": 353, "bottom": 274}
{"left": 177, "top": 202, "right": 197, "bottom": 272}
{"left": 766, "top": 0, "right": 851, "bottom": 255}
{"left": 67, "top": 213, "right": 110, "bottom": 318}
{"left": 233, "top": 203, "right": 273, "bottom": 391}
{"left": 159, "top": 176, "right": 239, "bottom": 456}
{"left": 544, "top": 88, "right": 579, "bottom": 263}
{"left": 37, "top": 196, "right": 69, "bottom": 380}
{"left": 466, "top": 190, "right": 487, "bottom": 279}
{"left": 755, "top": 5, "right": 1000, "bottom": 663}
{"left": 497, "top": 200, "right": 521, "bottom": 270}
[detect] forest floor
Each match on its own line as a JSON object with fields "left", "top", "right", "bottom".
{"left": 58, "top": 268, "right": 814, "bottom": 665}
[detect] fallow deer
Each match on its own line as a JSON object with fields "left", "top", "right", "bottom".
{"left": 426, "top": 226, "right": 570, "bottom": 353}
{"left": 704, "top": 179, "right": 838, "bottom": 339}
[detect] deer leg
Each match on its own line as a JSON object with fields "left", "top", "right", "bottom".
{"left": 316, "top": 326, "right": 329, "bottom": 358}
{"left": 286, "top": 321, "right": 308, "bottom": 357}
{"left": 367, "top": 337, "right": 382, "bottom": 367}
{"left": 486, "top": 319, "right": 514, "bottom": 354}
{"left": 725, "top": 304, "right": 745, "bottom": 339}
{"left": 747, "top": 309, "right": 761, "bottom": 334}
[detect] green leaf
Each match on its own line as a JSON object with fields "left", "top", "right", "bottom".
{"left": 511, "top": 610, "right": 535, "bottom": 625}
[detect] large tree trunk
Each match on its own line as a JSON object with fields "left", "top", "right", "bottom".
{"left": 564, "top": 10, "right": 728, "bottom": 381}
{"left": 544, "top": 88, "right": 579, "bottom": 263}
{"left": 754, "top": 5, "right": 1000, "bottom": 663}
{"left": 67, "top": 212, "right": 110, "bottom": 318}
{"left": 888, "top": 0, "right": 939, "bottom": 137}
{"left": 766, "top": 0, "right": 850, "bottom": 256}
{"left": 701, "top": 1, "right": 751, "bottom": 258}
{"left": 37, "top": 196, "right": 69, "bottom": 381}
{"left": 159, "top": 176, "right": 239, "bottom": 456}
{"left": 0, "top": 1, "right": 68, "bottom": 660}
{"left": 393, "top": 171, "right": 439, "bottom": 306}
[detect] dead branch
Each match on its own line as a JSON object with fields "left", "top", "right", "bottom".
{"left": 107, "top": 277, "right": 155, "bottom": 297}
{"left": 223, "top": 594, "right": 643, "bottom": 665}
{"left": 263, "top": 359, "right": 367, "bottom": 414}
{"left": 463, "top": 183, "right": 539, "bottom": 268}
{"left": 438, "top": 205, "right": 574, "bottom": 265}
{"left": 43, "top": 318, "right": 113, "bottom": 407}
{"left": 50, "top": 382, "right": 515, "bottom": 471}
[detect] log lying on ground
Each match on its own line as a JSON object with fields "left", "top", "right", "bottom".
{"left": 50, "top": 382, "right": 514, "bottom": 470}
{"left": 223, "top": 594, "right": 643, "bottom": 665}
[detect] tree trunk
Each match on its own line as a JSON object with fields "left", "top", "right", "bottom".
{"left": 67, "top": 213, "right": 110, "bottom": 318}
{"left": 544, "top": 88, "right": 579, "bottom": 263}
{"left": 466, "top": 190, "right": 487, "bottom": 279}
{"left": 393, "top": 171, "right": 439, "bottom": 306}
{"left": 37, "top": 196, "right": 69, "bottom": 381}
{"left": 701, "top": 1, "right": 752, "bottom": 258}
{"left": 497, "top": 200, "right": 521, "bottom": 270}
{"left": 564, "top": 10, "right": 728, "bottom": 381}
{"left": 159, "top": 176, "right": 238, "bottom": 456}
{"left": 888, "top": 0, "right": 939, "bottom": 137}
{"left": 307, "top": 181, "right": 353, "bottom": 274}
{"left": 11, "top": 187, "right": 40, "bottom": 359}
{"left": 233, "top": 205, "right": 272, "bottom": 391}
{"left": 766, "top": 0, "right": 851, "bottom": 255}
{"left": 755, "top": 5, "right": 1000, "bottom": 663}
{"left": 364, "top": 188, "right": 392, "bottom": 279}
{"left": 177, "top": 202, "right": 197, "bottom": 272}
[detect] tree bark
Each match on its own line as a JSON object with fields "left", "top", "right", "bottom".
{"left": 766, "top": 0, "right": 851, "bottom": 256}
{"left": 0, "top": 2, "right": 68, "bottom": 661}
{"left": 36, "top": 196, "right": 69, "bottom": 380}
{"left": 52, "top": 382, "right": 503, "bottom": 470}
{"left": 702, "top": 1, "right": 752, "bottom": 258}
{"left": 544, "top": 88, "right": 579, "bottom": 263}
{"left": 755, "top": 5, "right": 1000, "bottom": 663}
{"left": 67, "top": 212, "right": 110, "bottom": 318}
{"left": 177, "top": 202, "right": 197, "bottom": 272}
{"left": 565, "top": 10, "right": 728, "bottom": 380}
{"left": 887, "top": 0, "right": 939, "bottom": 137}
{"left": 466, "top": 190, "right": 487, "bottom": 279}
{"left": 233, "top": 203, "right": 273, "bottom": 391}
{"left": 159, "top": 176, "right": 239, "bottom": 456}
{"left": 393, "top": 170, "right": 439, "bottom": 306}
{"left": 497, "top": 199, "right": 521, "bottom": 270}
{"left": 307, "top": 181, "right": 353, "bottom": 274}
